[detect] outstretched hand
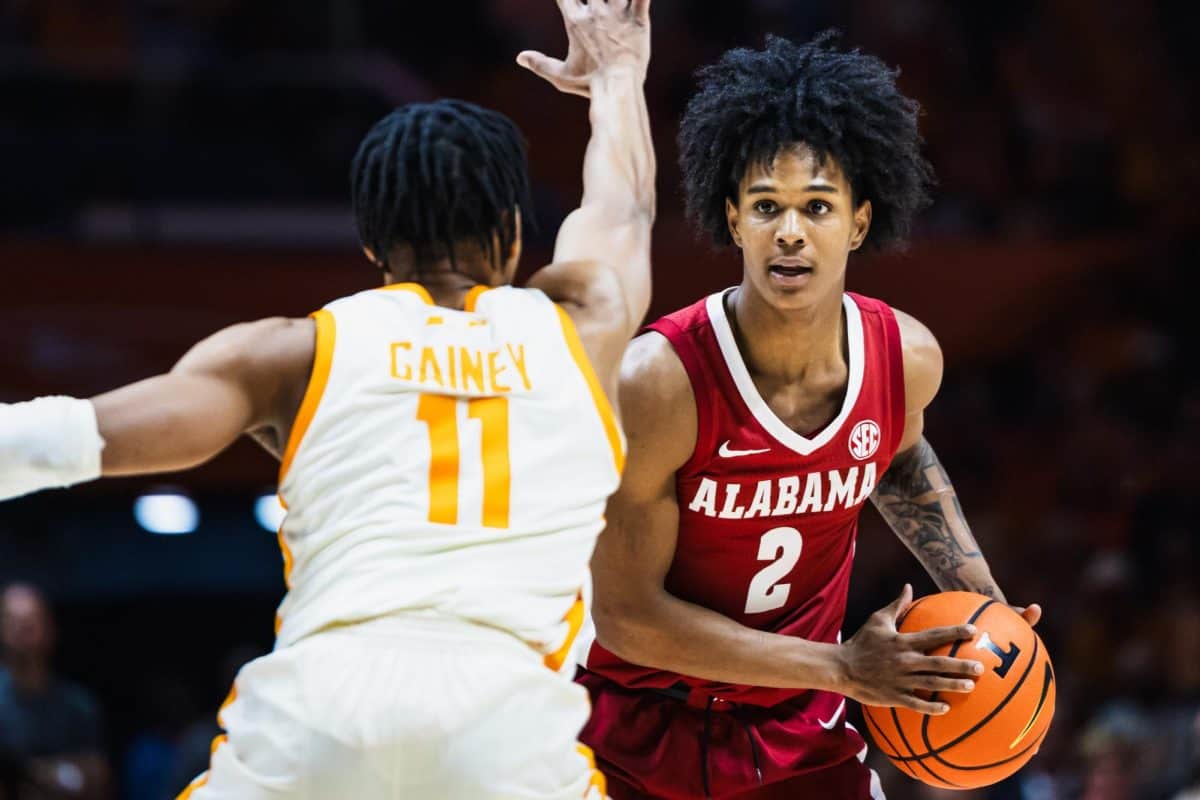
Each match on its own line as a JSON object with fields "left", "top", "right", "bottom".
{"left": 517, "top": 0, "right": 651, "bottom": 98}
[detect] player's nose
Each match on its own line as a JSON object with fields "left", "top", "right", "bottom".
{"left": 774, "top": 210, "right": 805, "bottom": 247}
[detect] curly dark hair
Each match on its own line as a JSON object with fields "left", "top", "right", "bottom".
{"left": 678, "top": 31, "right": 935, "bottom": 251}
{"left": 351, "top": 99, "right": 534, "bottom": 273}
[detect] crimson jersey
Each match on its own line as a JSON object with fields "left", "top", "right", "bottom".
{"left": 583, "top": 291, "right": 906, "bottom": 716}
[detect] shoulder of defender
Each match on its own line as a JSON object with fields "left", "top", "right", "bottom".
{"left": 888, "top": 306, "right": 943, "bottom": 413}
{"left": 172, "top": 317, "right": 318, "bottom": 423}
{"left": 173, "top": 317, "right": 311, "bottom": 374}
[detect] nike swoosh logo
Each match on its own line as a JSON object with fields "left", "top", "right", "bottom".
{"left": 818, "top": 699, "right": 846, "bottom": 730}
{"left": 718, "top": 441, "right": 772, "bottom": 458}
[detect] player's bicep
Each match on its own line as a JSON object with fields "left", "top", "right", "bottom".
{"left": 591, "top": 336, "right": 694, "bottom": 616}
{"left": 590, "top": 466, "right": 682, "bottom": 652}
{"left": 890, "top": 306, "right": 941, "bottom": 454}
{"left": 94, "top": 318, "right": 305, "bottom": 476}
{"left": 552, "top": 206, "right": 652, "bottom": 329}
{"left": 594, "top": 451, "right": 681, "bottom": 588}
{"left": 94, "top": 372, "right": 255, "bottom": 476}
{"left": 892, "top": 306, "right": 944, "bottom": 415}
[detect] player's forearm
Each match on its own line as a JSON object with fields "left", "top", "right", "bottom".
{"left": 555, "top": 69, "right": 656, "bottom": 261}
{"left": 582, "top": 67, "right": 656, "bottom": 219}
{"left": 594, "top": 590, "right": 845, "bottom": 693}
{"left": 871, "top": 437, "right": 1005, "bottom": 600}
{"left": 552, "top": 68, "right": 655, "bottom": 322}
{"left": 0, "top": 397, "right": 104, "bottom": 501}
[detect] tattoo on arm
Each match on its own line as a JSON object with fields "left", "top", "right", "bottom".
{"left": 871, "top": 438, "right": 1001, "bottom": 599}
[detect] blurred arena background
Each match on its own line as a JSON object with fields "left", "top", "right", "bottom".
{"left": 0, "top": 1, "right": 1196, "bottom": 798}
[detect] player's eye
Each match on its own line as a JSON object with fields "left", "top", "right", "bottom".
{"left": 754, "top": 200, "right": 778, "bottom": 215}
{"left": 809, "top": 200, "right": 832, "bottom": 215}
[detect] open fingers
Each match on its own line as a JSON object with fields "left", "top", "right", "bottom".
{"left": 904, "top": 674, "right": 977, "bottom": 694}
{"left": 904, "top": 623, "right": 976, "bottom": 652}
{"left": 883, "top": 583, "right": 913, "bottom": 623}
{"left": 897, "top": 695, "right": 951, "bottom": 716}
{"left": 631, "top": 0, "right": 650, "bottom": 23}
{"left": 917, "top": 655, "right": 985, "bottom": 677}
{"left": 516, "top": 50, "right": 566, "bottom": 81}
{"left": 515, "top": 51, "right": 590, "bottom": 97}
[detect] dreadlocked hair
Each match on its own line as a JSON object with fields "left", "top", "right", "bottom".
{"left": 678, "top": 31, "right": 935, "bottom": 251}
{"left": 351, "top": 99, "right": 534, "bottom": 274}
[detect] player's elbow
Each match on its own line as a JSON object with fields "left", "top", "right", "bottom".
{"left": 591, "top": 587, "right": 664, "bottom": 667}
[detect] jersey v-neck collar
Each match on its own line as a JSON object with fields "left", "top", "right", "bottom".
{"left": 705, "top": 290, "right": 865, "bottom": 457}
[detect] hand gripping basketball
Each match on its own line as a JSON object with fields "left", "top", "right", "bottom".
{"left": 838, "top": 584, "right": 984, "bottom": 716}
{"left": 517, "top": 0, "right": 652, "bottom": 98}
{"left": 860, "top": 591, "right": 1057, "bottom": 789}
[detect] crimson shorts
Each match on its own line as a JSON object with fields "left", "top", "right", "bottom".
{"left": 577, "top": 670, "right": 885, "bottom": 800}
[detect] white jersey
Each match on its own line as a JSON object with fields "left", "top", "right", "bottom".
{"left": 274, "top": 282, "right": 624, "bottom": 666}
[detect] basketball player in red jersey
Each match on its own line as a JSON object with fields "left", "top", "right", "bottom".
{"left": 576, "top": 33, "right": 1041, "bottom": 799}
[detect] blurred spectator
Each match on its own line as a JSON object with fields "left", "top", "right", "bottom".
{"left": 0, "top": 584, "right": 111, "bottom": 800}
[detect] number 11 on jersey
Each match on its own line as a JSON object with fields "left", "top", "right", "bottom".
{"left": 416, "top": 394, "right": 511, "bottom": 529}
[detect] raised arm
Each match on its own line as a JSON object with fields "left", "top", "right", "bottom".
{"left": 871, "top": 308, "right": 1042, "bottom": 625}
{"left": 589, "top": 335, "right": 982, "bottom": 715}
{"left": 521, "top": 0, "right": 656, "bottom": 380}
{"left": 0, "top": 317, "right": 313, "bottom": 500}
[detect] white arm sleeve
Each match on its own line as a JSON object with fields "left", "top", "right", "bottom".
{"left": 0, "top": 396, "right": 105, "bottom": 501}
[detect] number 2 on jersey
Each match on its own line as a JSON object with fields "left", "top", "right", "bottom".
{"left": 416, "top": 395, "right": 510, "bottom": 529}
{"left": 744, "top": 527, "right": 803, "bottom": 614}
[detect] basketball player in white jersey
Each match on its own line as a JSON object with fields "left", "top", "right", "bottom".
{"left": 0, "top": 1, "right": 654, "bottom": 797}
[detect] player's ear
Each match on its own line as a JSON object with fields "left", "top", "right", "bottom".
{"left": 726, "top": 198, "right": 744, "bottom": 249}
{"left": 363, "top": 246, "right": 393, "bottom": 283}
{"left": 502, "top": 207, "right": 523, "bottom": 284}
{"left": 849, "top": 199, "right": 873, "bottom": 252}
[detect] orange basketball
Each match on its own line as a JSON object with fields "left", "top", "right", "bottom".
{"left": 861, "top": 592, "right": 1056, "bottom": 789}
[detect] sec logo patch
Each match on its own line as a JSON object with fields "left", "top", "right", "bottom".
{"left": 849, "top": 420, "right": 881, "bottom": 460}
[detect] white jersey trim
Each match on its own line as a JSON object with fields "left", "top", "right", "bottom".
{"left": 706, "top": 291, "right": 865, "bottom": 457}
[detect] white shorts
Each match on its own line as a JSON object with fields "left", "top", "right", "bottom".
{"left": 178, "top": 614, "right": 606, "bottom": 800}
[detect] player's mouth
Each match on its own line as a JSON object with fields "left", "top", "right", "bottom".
{"left": 768, "top": 259, "right": 814, "bottom": 287}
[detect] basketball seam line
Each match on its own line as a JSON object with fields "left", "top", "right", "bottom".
{"left": 863, "top": 709, "right": 917, "bottom": 778}
{"left": 891, "top": 704, "right": 959, "bottom": 787}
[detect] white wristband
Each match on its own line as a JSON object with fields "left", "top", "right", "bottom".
{"left": 0, "top": 396, "right": 105, "bottom": 501}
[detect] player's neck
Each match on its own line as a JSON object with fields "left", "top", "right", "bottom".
{"left": 383, "top": 261, "right": 500, "bottom": 309}
{"left": 728, "top": 283, "right": 846, "bottom": 383}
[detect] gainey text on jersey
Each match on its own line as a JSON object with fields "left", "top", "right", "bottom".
{"left": 389, "top": 341, "right": 533, "bottom": 395}
{"left": 687, "top": 463, "right": 879, "bottom": 519}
